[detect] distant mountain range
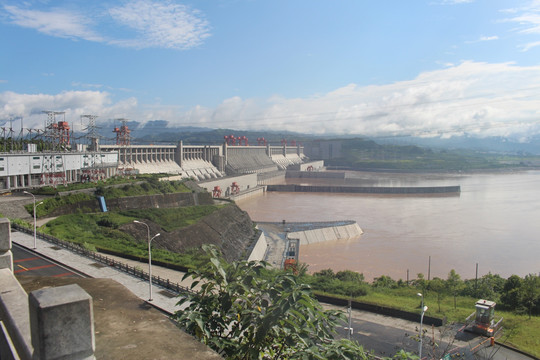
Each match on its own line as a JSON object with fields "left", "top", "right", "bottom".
{"left": 81, "top": 119, "right": 540, "bottom": 155}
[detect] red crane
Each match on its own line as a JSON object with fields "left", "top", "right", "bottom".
{"left": 224, "top": 135, "right": 236, "bottom": 146}
{"left": 238, "top": 135, "right": 248, "bottom": 146}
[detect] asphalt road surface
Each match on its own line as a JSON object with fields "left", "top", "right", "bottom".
{"left": 12, "top": 243, "right": 83, "bottom": 278}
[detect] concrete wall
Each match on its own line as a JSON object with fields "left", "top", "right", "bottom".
{"left": 267, "top": 184, "right": 461, "bottom": 194}
{"left": 257, "top": 170, "right": 286, "bottom": 185}
{"left": 287, "top": 160, "right": 325, "bottom": 171}
{"left": 47, "top": 192, "right": 214, "bottom": 217}
{"left": 246, "top": 231, "right": 268, "bottom": 262}
{"left": 289, "top": 222, "right": 363, "bottom": 245}
{"left": 0, "top": 218, "right": 96, "bottom": 360}
{"left": 286, "top": 170, "right": 344, "bottom": 179}
{"left": 198, "top": 173, "right": 258, "bottom": 197}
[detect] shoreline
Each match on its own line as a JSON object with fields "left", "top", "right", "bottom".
{"left": 256, "top": 221, "right": 363, "bottom": 268}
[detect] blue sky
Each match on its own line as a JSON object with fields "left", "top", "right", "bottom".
{"left": 1, "top": 0, "right": 540, "bottom": 140}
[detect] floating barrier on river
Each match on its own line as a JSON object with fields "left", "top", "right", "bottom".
{"left": 266, "top": 184, "right": 460, "bottom": 194}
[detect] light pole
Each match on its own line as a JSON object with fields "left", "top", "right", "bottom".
{"left": 23, "top": 191, "right": 42, "bottom": 249}
{"left": 417, "top": 292, "right": 428, "bottom": 359}
{"left": 133, "top": 220, "right": 160, "bottom": 301}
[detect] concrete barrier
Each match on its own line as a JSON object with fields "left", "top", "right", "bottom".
{"left": 0, "top": 218, "right": 96, "bottom": 360}
{"left": 247, "top": 231, "right": 268, "bottom": 262}
{"left": 289, "top": 222, "right": 363, "bottom": 245}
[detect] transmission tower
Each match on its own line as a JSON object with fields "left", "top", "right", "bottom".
{"left": 80, "top": 114, "right": 106, "bottom": 183}
{"left": 81, "top": 114, "right": 101, "bottom": 150}
{"left": 40, "top": 111, "right": 67, "bottom": 187}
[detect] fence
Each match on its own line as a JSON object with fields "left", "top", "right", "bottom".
{"left": 11, "top": 223, "right": 192, "bottom": 296}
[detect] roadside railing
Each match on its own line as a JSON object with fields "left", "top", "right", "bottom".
{"left": 11, "top": 223, "right": 192, "bottom": 296}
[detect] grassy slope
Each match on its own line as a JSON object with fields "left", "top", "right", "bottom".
{"left": 40, "top": 205, "right": 223, "bottom": 267}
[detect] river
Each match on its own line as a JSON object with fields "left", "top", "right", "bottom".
{"left": 236, "top": 170, "right": 540, "bottom": 281}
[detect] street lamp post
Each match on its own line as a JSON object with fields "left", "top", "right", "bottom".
{"left": 417, "top": 292, "right": 428, "bottom": 359}
{"left": 23, "top": 191, "right": 42, "bottom": 249}
{"left": 133, "top": 220, "right": 160, "bottom": 301}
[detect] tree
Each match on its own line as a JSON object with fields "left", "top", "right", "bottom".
{"left": 372, "top": 275, "right": 397, "bottom": 289}
{"left": 174, "top": 245, "right": 369, "bottom": 359}
{"left": 446, "top": 269, "right": 462, "bottom": 309}
{"left": 336, "top": 270, "right": 365, "bottom": 283}
{"left": 428, "top": 277, "right": 446, "bottom": 313}
{"left": 414, "top": 273, "right": 427, "bottom": 291}
{"left": 521, "top": 273, "right": 540, "bottom": 319}
{"left": 500, "top": 275, "right": 522, "bottom": 310}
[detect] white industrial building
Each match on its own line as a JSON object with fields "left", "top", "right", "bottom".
{"left": 0, "top": 150, "right": 119, "bottom": 191}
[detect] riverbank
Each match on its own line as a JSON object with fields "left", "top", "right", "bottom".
{"left": 256, "top": 221, "right": 363, "bottom": 267}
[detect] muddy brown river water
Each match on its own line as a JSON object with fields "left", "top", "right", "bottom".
{"left": 236, "top": 170, "right": 540, "bottom": 281}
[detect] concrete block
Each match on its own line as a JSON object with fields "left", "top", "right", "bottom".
{"left": 0, "top": 251, "right": 13, "bottom": 272}
{"left": 29, "top": 284, "right": 95, "bottom": 360}
{"left": 0, "top": 218, "right": 11, "bottom": 252}
{"left": 0, "top": 268, "right": 32, "bottom": 360}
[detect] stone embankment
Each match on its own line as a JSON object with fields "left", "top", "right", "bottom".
{"left": 286, "top": 221, "right": 363, "bottom": 245}
{"left": 257, "top": 221, "right": 363, "bottom": 267}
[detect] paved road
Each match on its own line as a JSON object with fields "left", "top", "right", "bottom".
{"left": 12, "top": 243, "right": 83, "bottom": 278}
{"left": 325, "top": 303, "right": 536, "bottom": 360}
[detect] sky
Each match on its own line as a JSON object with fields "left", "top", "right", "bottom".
{"left": 1, "top": 0, "right": 540, "bottom": 140}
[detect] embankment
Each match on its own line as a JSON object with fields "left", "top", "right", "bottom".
{"left": 266, "top": 184, "right": 460, "bottom": 195}
{"left": 129, "top": 204, "right": 258, "bottom": 263}
{"left": 258, "top": 220, "right": 363, "bottom": 249}
{"left": 287, "top": 221, "right": 363, "bottom": 245}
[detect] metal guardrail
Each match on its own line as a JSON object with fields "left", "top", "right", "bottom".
{"left": 11, "top": 223, "right": 192, "bottom": 295}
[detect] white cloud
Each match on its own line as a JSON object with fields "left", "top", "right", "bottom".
{"left": 3, "top": 5, "right": 103, "bottom": 42}
{"left": 503, "top": 1, "right": 540, "bottom": 50}
{"left": 108, "top": 0, "right": 211, "bottom": 50}
{"left": 479, "top": 35, "right": 499, "bottom": 41}
{"left": 2, "top": 1, "right": 210, "bottom": 50}
{"left": 439, "top": 0, "right": 475, "bottom": 4}
{"left": 3, "top": 61, "right": 540, "bottom": 139}
{"left": 520, "top": 39, "right": 540, "bottom": 50}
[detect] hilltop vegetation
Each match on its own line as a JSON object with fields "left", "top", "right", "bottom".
{"left": 324, "top": 138, "right": 540, "bottom": 171}
{"left": 25, "top": 176, "right": 191, "bottom": 218}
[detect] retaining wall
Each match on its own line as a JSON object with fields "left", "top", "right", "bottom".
{"left": 246, "top": 231, "right": 268, "bottom": 262}
{"left": 1, "top": 219, "right": 96, "bottom": 360}
{"left": 47, "top": 192, "right": 214, "bottom": 217}
{"left": 230, "top": 186, "right": 265, "bottom": 202}
{"left": 290, "top": 222, "right": 363, "bottom": 245}
{"left": 198, "top": 173, "right": 258, "bottom": 197}
{"left": 285, "top": 170, "right": 345, "bottom": 179}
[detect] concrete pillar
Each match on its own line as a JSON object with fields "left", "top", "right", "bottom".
{"left": 29, "top": 284, "right": 95, "bottom": 360}
{"left": 177, "top": 141, "right": 183, "bottom": 167}
{"left": 0, "top": 218, "right": 13, "bottom": 271}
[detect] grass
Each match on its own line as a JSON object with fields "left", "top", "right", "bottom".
{"left": 39, "top": 206, "right": 224, "bottom": 267}
{"left": 119, "top": 205, "right": 224, "bottom": 232}
{"left": 24, "top": 178, "right": 194, "bottom": 217}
